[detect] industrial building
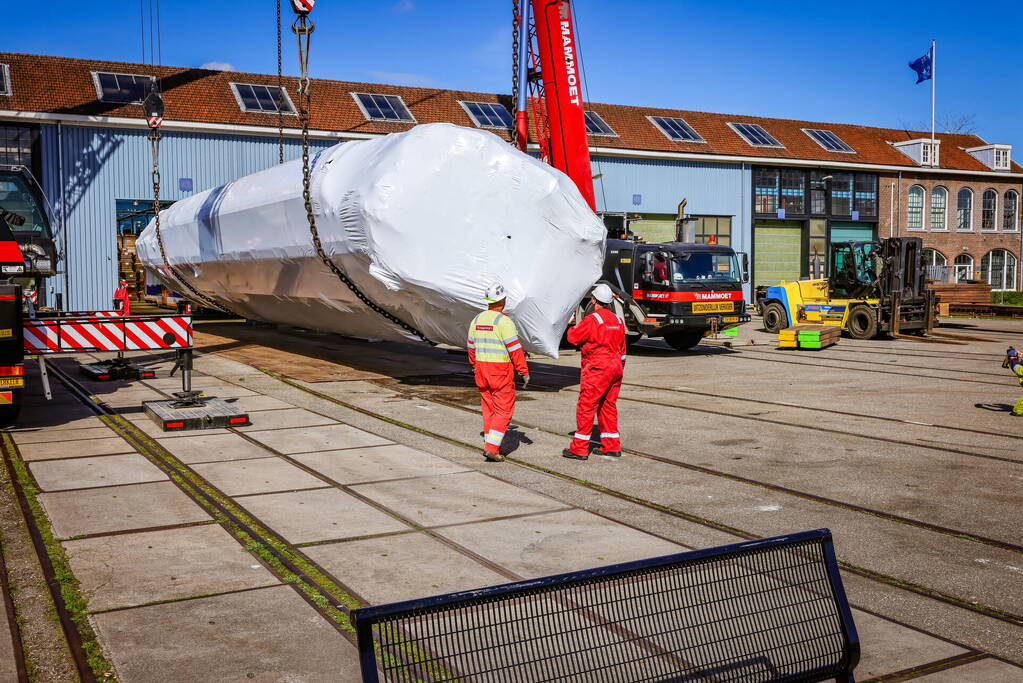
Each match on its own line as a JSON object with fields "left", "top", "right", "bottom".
{"left": 1, "top": 51, "right": 1020, "bottom": 311}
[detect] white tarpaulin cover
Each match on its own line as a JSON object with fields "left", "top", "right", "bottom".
{"left": 136, "top": 123, "right": 606, "bottom": 357}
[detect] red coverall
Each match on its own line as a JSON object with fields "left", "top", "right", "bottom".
{"left": 114, "top": 280, "right": 131, "bottom": 316}
{"left": 567, "top": 308, "right": 627, "bottom": 456}
{"left": 467, "top": 310, "right": 529, "bottom": 455}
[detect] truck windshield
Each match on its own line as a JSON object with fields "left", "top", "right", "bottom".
{"left": 672, "top": 252, "right": 741, "bottom": 283}
{"left": 0, "top": 174, "right": 51, "bottom": 238}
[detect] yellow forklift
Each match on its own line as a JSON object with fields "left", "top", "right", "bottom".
{"left": 758, "top": 237, "right": 941, "bottom": 340}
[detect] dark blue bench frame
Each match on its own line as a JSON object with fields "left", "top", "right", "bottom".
{"left": 351, "top": 528, "right": 860, "bottom": 682}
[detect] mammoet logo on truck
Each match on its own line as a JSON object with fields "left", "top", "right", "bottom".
{"left": 558, "top": 2, "right": 581, "bottom": 105}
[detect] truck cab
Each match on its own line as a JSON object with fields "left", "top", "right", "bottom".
{"left": 0, "top": 166, "right": 58, "bottom": 303}
{"left": 591, "top": 239, "right": 750, "bottom": 350}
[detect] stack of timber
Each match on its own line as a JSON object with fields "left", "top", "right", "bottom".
{"left": 778, "top": 325, "right": 841, "bottom": 350}
{"left": 929, "top": 283, "right": 990, "bottom": 315}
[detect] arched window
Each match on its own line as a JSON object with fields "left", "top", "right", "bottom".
{"left": 907, "top": 185, "right": 924, "bottom": 230}
{"left": 981, "top": 249, "right": 1018, "bottom": 290}
{"left": 922, "top": 248, "right": 948, "bottom": 282}
{"left": 953, "top": 254, "right": 974, "bottom": 283}
{"left": 957, "top": 188, "right": 973, "bottom": 231}
{"left": 930, "top": 186, "right": 948, "bottom": 230}
{"left": 1004, "top": 190, "right": 1019, "bottom": 232}
{"left": 981, "top": 189, "right": 998, "bottom": 230}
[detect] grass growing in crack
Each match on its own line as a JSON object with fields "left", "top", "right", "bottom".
{"left": 3, "top": 433, "right": 117, "bottom": 680}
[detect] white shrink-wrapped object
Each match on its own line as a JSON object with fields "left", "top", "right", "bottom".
{"left": 137, "top": 123, "right": 606, "bottom": 357}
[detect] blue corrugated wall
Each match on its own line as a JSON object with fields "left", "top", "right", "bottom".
{"left": 37, "top": 124, "right": 752, "bottom": 310}
{"left": 39, "top": 123, "right": 335, "bottom": 311}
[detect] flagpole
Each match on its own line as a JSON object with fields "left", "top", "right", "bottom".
{"left": 931, "top": 38, "right": 936, "bottom": 164}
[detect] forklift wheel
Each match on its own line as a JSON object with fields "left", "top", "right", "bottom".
{"left": 847, "top": 305, "right": 878, "bottom": 340}
{"left": 761, "top": 302, "right": 787, "bottom": 334}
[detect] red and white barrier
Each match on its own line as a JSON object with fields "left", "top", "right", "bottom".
{"left": 23, "top": 315, "right": 192, "bottom": 354}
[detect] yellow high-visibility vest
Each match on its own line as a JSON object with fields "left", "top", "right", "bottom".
{"left": 468, "top": 310, "right": 522, "bottom": 363}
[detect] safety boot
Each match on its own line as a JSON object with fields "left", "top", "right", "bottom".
{"left": 562, "top": 449, "right": 588, "bottom": 461}
{"left": 484, "top": 451, "right": 505, "bottom": 462}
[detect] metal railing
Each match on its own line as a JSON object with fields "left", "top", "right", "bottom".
{"left": 351, "top": 529, "right": 859, "bottom": 682}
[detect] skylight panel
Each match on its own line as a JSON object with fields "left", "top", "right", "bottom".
{"left": 648, "top": 116, "right": 704, "bottom": 142}
{"left": 230, "top": 83, "right": 295, "bottom": 114}
{"left": 353, "top": 93, "right": 416, "bottom": 123}
{"left": 583, "top": 111, "right": 616, "bottom": 136}
{"left": 729, "top": 122, "right": 783, "bottom": 148}
{"left": 460, "top": 101, "right": 514, "bottom": 129}
{"left": 0, "top": 65, "right": 10, "bottom": 96}
{"left": 92, "top": 72, "right": 155, "bottom": 104}
{"left": 803, "top": 128, "right": 854, "bottom": 153}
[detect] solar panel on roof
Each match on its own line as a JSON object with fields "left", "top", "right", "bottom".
{"left": 354, "top": 93, "right": 416, "bottom": 122}
{"left": 649, "top": 116, "right": 704, "bottom": 142}
{"left": 231, "top": 83, "right": 294, "bottom": 114}
{"left": 804, "top": 128, "right": 854, "bottom": 153}
{"left": 461, "top": 101, "right": 514, "bottom": 129}
{"left": 94, "top": 72, "right": 154, "bottom": 104}
{"left": 583, "top": 111, "right": 616, "bottom": 136}
{"left": 730, "top": 122, "right": 783, "bottom": 148}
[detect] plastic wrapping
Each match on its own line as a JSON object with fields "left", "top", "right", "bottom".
{"left": 136, "top": 123, "right": 606, "bottom": 357}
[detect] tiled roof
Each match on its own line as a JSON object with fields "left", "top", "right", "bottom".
{"left": 1, "top": 52, "right": 1019, "bottom": 174}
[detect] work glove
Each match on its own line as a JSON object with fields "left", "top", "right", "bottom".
{"left": 521, "top": 374, "right": 530, "bottom": 389}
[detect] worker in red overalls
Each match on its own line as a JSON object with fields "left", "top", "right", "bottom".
{"left": 564, "top": 283, "right": 626, "bottom": 460}
{"left": 113, "top": 279, "right": 131, "bottom": 316}
{"left": 467, "top": 283, "right": 529, "bottom": 461}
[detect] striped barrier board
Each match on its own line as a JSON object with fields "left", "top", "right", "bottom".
{"left": 23, "top": 314, "right": 192, "bottom": 354}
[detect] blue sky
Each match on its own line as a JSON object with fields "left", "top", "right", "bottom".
{"left": 7, "top": 1, "right": 1022, "bottom": 150}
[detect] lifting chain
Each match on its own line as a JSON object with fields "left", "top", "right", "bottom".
{"left": 276, "top": 0, "right": 285, "bottom": 165}
{"left": 145, "top": 87, "right": 234, "bottom": 315}
{"left": 511, "top": 0, "right": 520, "bottom": 109}
{"left": 291, "top": 10, "right": 435, "bottom": 345}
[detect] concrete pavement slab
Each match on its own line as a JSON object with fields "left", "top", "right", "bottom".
{"left": 305, "top": 532, "right": 506, "bottom": 604}
{"left": 234, "top": 407, "right": 335, "bottom": 432}
{"left": 196, "top": 383, "right": 258, "bottom": 398}
{"left": 156, "top": 433, "right": 271, "bottom": 464}
{"left": 29, "top": 453, "right": 166, "bottom": 491}
{"left": 221, "top": 394, "right": 294, "bottom": 412}
{"left": 238, "top": 488, "right": 410, "bottom": 544}
{"left": 351, "top": 471, "right": 563, "bottom": 527}
{"left": 18, "top": 437, "right": 136, "bottom": 461}
{"left": 64, "top": 525, "right": 279, "bottom": 611}
{"left": 92, "top": 584, "right": 360, "bottom": 682}
{"left": 7, "top": 414, "right": 105, "bottom": 432}
{"left": 293, "top": 443, "right": 470, "bottom": 484}
{"left": 852, "top": 610, "right": 967, "bottom": 678}
{"left": 39, "top": 481, "right": 211, "bottom": 539}
{"left": 436, "top": 508, "right": 681, "bottom": 578}
{"left": 11, "top": 426, "right": 114, "bottom": 444}
{"left": 192, "top": 458, "right": 325, "bottom": 496}
{"left": 913, "top": 657, "right": 1023, "bottom": 681}
{"left": 245, "top": 423, "right": 391, "bottom": 454}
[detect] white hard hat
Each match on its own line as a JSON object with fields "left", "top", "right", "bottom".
{"left": 483, "top": 282, "right": 506, "bottom": 303}
{"left": 592, "top": 283, "right": 614, "bottom": 304}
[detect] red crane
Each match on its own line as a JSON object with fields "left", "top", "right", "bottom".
{"left": 514, "top": 0, "right": 596, "bottom": 211}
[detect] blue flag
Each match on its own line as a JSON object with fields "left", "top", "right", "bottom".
{"left": 909, "top": 47, "right": 933, "bottom": 84}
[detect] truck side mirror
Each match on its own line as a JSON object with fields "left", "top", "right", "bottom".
{"left": 740, "top": 252, "right": 750, "bottom": 283}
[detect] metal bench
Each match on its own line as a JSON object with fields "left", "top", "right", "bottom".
{"left": 351, "top": 528, "right": 859, "bottom": 682}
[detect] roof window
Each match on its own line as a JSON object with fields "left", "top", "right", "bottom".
{"left": 92, "top": 72, "right": 155, "bottom": 104}
{"left": 459, "top": 101, "right": 514, "bottom": 129}
{"left": 352, "top": 93, "right": 416, "bottom": 123}
{"left": 648, "top": 116, "right": 704, "bottom": 143}
{"left": 729, "top": 122, "right": 783, "bottom": 148}
{"left": 230, "top": 83, "right": 295, "bottom": 114}
{"left": 803, "top": 128, "right": 854, "bottom": 153}
{"left": 0, "top": 65, "right": 10, "bottom": 96}
{"left": 583, "top": 111, "right": 616, "bottom": 136}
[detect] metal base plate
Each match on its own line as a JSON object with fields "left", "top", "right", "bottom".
{"left": 143, "top": 397, "right": 251, "bottom": 432}
{"left": 80, "top": 362, "right": 156, "bottom": 381}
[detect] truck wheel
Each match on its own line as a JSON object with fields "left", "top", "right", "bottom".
{"left": 761, "top": 302, "right": 787, "bottom": 333}
{"left": 625, "top": 333, "right": 642, "bottom": 349}
{"left": 0, "top": 404, "right": 21, "bottom": 427}
{"left": 664, "top": 331, "right": 704, "bottom": 351}
{"left": 847, "top": 305, "right": 877, "bottom": 339}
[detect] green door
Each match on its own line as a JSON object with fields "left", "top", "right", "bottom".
{"left": 754, "top": 221, "right": 802, "bottom": 288}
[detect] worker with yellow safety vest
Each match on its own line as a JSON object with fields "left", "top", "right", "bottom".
{"left": 1004, "top": 347, "right": 1023, "bottom": 416}
{"left": 467, "top": 283, "right": 529, "bottom": 461}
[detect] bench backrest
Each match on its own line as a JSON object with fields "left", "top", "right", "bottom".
{"left": 351, "top": 528, "right": 859, "bottom": 682}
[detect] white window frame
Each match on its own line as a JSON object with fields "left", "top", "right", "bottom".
{"left": 981, "top": 249, "right": 1018, "bottom": 291}
{"left": 956, "top": 187, "right": 974, "bottom": 232}
{"left": 228, "top": 82, "right": 297, "bottom": 115}
{"left": 351, "top": 92, "right": 417, "bottom": 123}
{"left": 994, "top": 148, "right": 1011, "bottom": 170}
{"left": 801, "top": 128, "right": 855, "bottom": 154}
{"left": 457, "top": 101, "right": 513, "bottom": 129}
{"left": 906, "top": 185, "right": 925, "bottom": 231}
{"left": 1004, "top": 190, "right": 1019, "bottom": 232}
{"left": 980, "top": 188, "right": 999, "bottom": 232}
{"left": 91, "top": 71, "right": 156, "bottom": 104}
{"left": 920, "top": 141, "right": 940, "bottom": 167}
{"left": 647, "top": 115, "right": 706, "bottom": 144}
{"left": 953, "top": 254, "right": 974, "bottom": 283}
{"left": 929, "top": 186, "right": 948, "bottom": 231}
{"left": 727, "top": 122, "right": 784, "bottom": 148}
{"left": 0, "top": 64, "right": 11, "bottom": 97}
{"left": 583, "top": 111, "right": 617, "bottom": 137}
